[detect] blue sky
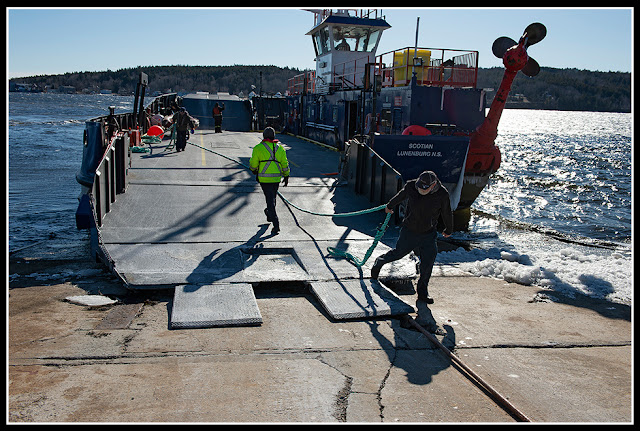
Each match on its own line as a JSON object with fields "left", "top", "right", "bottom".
{"left": 7, "top": 7, "right": 633, "bottom": 79}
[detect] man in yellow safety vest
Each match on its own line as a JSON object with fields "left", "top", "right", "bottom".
{"left": 250, "top": 127, "right": 290, "bottom": 235}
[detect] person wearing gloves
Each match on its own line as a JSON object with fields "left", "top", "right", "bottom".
{"left": 250, "top": 127, "right": 290, "bottom": 235}
{"left": 371, "top": 170, "right": 453, "bottom": 307}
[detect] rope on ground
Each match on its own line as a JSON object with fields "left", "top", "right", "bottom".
{"left": 326, "top": 211, "right": 392, "bottom": 267}
{"left": 141, "top": 135, "right": 162, "bottom": 145}
{"left": 187, "top": 140, "right": 390, "bottom": 267}
{"left": 407, "top": 317, "right": 532, "bottom": 422}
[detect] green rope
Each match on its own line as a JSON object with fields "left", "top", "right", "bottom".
{"left": 326, "top": 211, "right": 392, "bottom": 267}
{"left": 165, "top": 123, "right": 177, "bottom": 150}
{"left": 188, "top": 140, "right": 390, "bottom": 267}
{"left": 141, "top": 135, "right": 162, "bottom": 144}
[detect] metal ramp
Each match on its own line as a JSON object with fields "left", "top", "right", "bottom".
{"left": 309, "top": 279, "right": 414, "bottom": 320}
{"left": 171, "top": 284, "right": 262, "bottom": 329}
{"left": 170, "top": 278, "right": 414, "bottom": 329}
{"left": 96, "top": 131, "right": 418, "bottom": 329}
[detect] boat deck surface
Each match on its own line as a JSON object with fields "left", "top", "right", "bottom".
{"left": 98, "top": 130, "right": 416, "bottom": 326}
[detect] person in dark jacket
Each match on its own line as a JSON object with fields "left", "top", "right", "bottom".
{"left": 371, "top": 171, "right": 453, "bottom": 306}
{"left": 172, "top": 107, "right": 195, "bottom": 152}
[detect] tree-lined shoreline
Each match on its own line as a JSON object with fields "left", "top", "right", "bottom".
{"left": 9, "top": 64, "right": 631, "bottom": 113}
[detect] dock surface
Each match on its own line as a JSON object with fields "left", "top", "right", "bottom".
{"left": 8, "top": 256, "right": 631, "bottom": 422}
{"left": 8, "top": 130, "right": 631, "bottom": 423}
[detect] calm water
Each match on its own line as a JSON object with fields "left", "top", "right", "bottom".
{"left": 8, "top": 93, "right": 133, "bottom": 253}
{"left": 8, "top": 93, "right": 632, "bottom": 302}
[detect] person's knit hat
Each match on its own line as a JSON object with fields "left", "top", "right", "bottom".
{"left": 263, "top": 127, "right": 275, "bottom": 140}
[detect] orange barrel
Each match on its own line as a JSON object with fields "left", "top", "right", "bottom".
{"left": 129, "top": 129, "right": 140, "bottom": 147}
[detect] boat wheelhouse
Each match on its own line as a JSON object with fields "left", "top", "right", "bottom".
{"left": 283, "top": 9, "right": 498, "bottom": 226}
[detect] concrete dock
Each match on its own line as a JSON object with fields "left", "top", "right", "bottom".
{"left": 8, "top": 130, "right": 632, "bottom": 423}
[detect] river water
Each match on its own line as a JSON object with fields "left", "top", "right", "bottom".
{"left": 8, "top": 93, "right": 632, "bottom": 303}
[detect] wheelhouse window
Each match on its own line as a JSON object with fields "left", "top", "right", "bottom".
{"left": 332, "top": 26, "right": 381, "bottom": 52}
{"left": 313, "top": 27, "right": 331, "bottom": 55}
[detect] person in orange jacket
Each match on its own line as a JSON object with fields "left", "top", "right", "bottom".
{"left": 212, "top": 102, "right": 225, "bottom": 133}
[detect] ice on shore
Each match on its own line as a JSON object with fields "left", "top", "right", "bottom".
{"left": 435, "top": 241, "right": 631, "bottom": 304}
{"left": 65, "top": 295, "right": 117, "bottom": 307}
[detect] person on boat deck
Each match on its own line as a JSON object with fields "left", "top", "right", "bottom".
{"left": 144, "top": 107, "right": 153, "bottom": 129}
{"left": 371, "top": 170, "right": 453, "bottom": 311}
{"left": 335, "top": 38, "right": 351, "bottom": 51}
{"left": 150, "top": 111, "right": 164, "bottom": 127}
{"left": 250, "top": 127, "right": 290, "bottom": 235}
{"left": 212, "top": 102, "right": 225, "bottom": 133}
{"left": 172, "top": 107, "right": 195, "bottom": 152}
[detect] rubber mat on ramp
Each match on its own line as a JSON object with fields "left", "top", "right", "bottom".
{"left": 309, "top": 279, "right": 414, "bottom": 320}
{"left": 171, "top": 283, "right": 262, "bottom": 329}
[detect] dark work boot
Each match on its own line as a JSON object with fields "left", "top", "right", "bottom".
{"left": 370, "top": 262, "right": 383, "bottom": 280}
{"left": 417, "top": 285, "right": 434, "bottom": 304}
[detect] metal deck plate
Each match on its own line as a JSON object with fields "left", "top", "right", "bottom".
{"left": 171, "top": 283, "right": 262, "bottom": 329}
{"left": 309, "top": 279, "right": 415, "bottom": 320}
{"left": 241, "top": 247, "right": 308, "bottom": 282}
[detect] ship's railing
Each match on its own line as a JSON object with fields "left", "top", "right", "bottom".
{"left": 376, "top": 46, "right": 478, "bottom": 88}
{"left": 292, "top": 46, "right": 479, "bottom": 95}
{"left": 331, "top": 54, "right": 375, "bottom": 91}
{"left": 90, "top": 130, "right": 129, "bottom": 228}
{"left": 311, "top": 9, "right": 385, "bottom": 26}
{"left": 325, "top": 46, "right": 479, "bottom": 92}
{"left": 287, "top": 71, "right": 316, "bottom": 95}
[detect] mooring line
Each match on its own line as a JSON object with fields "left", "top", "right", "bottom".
{"left": 407, "top": 316, "right": 532, "bottom": 422}
{"left": 187, "top": 139, "right": 390, "bottom": 267}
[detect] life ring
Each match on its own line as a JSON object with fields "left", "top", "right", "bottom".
{"left": 402, "top": 125, "right": 432, "bottom": 136}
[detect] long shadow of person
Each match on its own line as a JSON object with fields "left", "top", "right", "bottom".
{"left": 182, "top": 223, "right": 277, "bottom": 289}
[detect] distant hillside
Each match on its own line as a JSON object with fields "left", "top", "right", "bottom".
{"left": 479, "top": 67, "right": 631, "bottom": 113}
{"left": 9, "top": 65, "right": 631, "bottom": 113}
{"left": 9, "top": 65, "right": 302, "bottom": 98}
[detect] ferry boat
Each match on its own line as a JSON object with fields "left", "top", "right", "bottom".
{"left": 72, "top": 9, "right": 545, "bottom": 324}
{"left": 281, "top": 9, "right": 546, "bottom": 228}
{"left": 76, "top": 9, "right": 546, "bottom": 236}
